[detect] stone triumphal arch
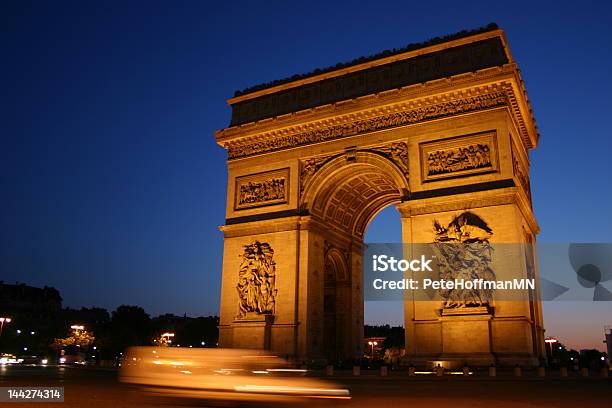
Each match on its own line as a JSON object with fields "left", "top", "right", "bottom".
{"left": 215, "top": 24, "right": 545, "bottom": 366}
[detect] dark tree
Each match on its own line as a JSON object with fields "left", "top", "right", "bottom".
{"left": 103, "top": 305, "right": 152, "bottom": 356}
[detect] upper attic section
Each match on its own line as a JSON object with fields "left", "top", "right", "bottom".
{"left": 217, "top": 24, "right": 540, "bottom": 157}
{"left": 227, "top": 24, "right": 509, "bottom": 127}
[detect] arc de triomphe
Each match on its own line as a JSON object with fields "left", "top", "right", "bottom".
{"left": 215, "top": 24, "right": 545, "bottom": 366}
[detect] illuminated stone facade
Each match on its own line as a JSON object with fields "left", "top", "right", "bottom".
{"left": 215, "top": 25, "right": 544, "bottom": 366}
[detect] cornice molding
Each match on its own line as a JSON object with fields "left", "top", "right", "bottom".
{"left": 396, "top": 186, "right": 539, "bottom": 234}
{"left": 220, "top": 216, "right": 303, "bottom": 238}
{"left": 223, "top": 88, "right": 508, "bottom": 160}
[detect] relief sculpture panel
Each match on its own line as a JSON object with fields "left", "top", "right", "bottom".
{"left": 234, "top": 168, "right": 289, "bottom": 210}
{"left": 432, "top": 212, "right": 495, "bottom": 310}
{"left": 420, "top": 131, "right": 498, "bottom": 182}
{"left": 236, "top": 241, "right": 277, "bottom": 318}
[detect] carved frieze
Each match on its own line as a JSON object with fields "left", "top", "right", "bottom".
{"left": 227, "top": 92, "right": 507, "bottom": 159}
{"left": 235, "top": 168, "right": 289, "bottom": 210}
{"left": 420, "top": 131, "right": 498, "bottom": 182}
{"left": 236, "top": 241, "right": 277, "bottom": 318}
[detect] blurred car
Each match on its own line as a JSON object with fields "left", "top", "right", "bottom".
{"left": 120, "top": 347, "right": 350, "bottom": 404}
{"left": 58, "top": 354, "right": 86, "bottom": 365}
{"left": 17, "top": 355, "right": 50, "bottom": 365}
{"left": 0, "top": 354, "right": 22, "bottom": 365}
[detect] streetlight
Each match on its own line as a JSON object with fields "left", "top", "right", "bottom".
{"left": 368, "top": 341, "right": 378, "bottom": 359}
{"left": 544, "top": 337, "right": 558, "bottom": 362}
{"left": 0, "top": 317, "right": 12, "bottom": 336}
{"left": 160, "top": 332, "right": 174, "bottom": 346}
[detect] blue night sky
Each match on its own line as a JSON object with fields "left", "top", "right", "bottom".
{"left": 2, "top": 1, "right": 611, "bottom": 350}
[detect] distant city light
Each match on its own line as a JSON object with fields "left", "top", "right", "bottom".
{"left": 71, "top": 325, "right": 85, "bottom": 330}
{"left": 23, "top": 347, "right": 28, "bottom": 351}
{"left": 30, "top": 331, "right": 35, "bottom": 335}
{"left": 16, "top": 329, "right": 21, "bottom": 334}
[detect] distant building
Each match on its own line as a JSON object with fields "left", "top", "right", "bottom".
{"left": 0, "top": 282, "right": 62, "bottom": 315}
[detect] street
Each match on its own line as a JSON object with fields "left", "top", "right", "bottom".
{"left": 1, "top": 365, "right": 610, "bottom": 407}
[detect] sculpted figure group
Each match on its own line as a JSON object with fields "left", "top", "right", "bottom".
{"left": 238, "top": 178, "right": 285, "bottom": 205}
{"left": 433, "top": 212, "right": 496, "bottom": 308}
{"left": 236, "top": 241, "right": 277, "bottom": 318}
{"left": 427, "top": 143, "right": 492, "bottom": 175}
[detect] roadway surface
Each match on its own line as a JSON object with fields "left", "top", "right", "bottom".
{"left": 1, "top": 365, "right": 610, "bottom": 407}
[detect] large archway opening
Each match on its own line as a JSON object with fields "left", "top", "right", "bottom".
{"left": 364, "top": 205, "right": 404, "bottom": 361}
{"left": 301, "top": 152, "right": 408, "bottom": 362}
